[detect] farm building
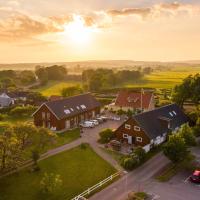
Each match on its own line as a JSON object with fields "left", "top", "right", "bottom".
{"left": 0, "top": 93, "right": 14, "bottom": 108}
{"left": 33, "top": 93, "right": 101, "bottom": 131}
{"left": 108, "top": 90, "right": 155, "bottom": 112}
{"left": 114, "top": 104, "right": 189, "bottom": 152}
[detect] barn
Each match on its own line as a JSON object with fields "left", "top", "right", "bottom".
{"left": 115, "top": 104, "right": 189, "bottom": 152}
{"left": 33, "top": 93, "right": 101, "bottom": 131}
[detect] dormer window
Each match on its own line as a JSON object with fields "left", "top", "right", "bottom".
{"left": 125, "top": 124, "right": 131, "bottom": 129}
{"left": 134, "top": 126, "right": 140, "bottom": 131}
{"left": 64, "top": 109, "right": 71, "bottom": 114}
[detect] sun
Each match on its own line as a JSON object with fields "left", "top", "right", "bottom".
{"left": 63, "top": 15, "right": 94, "bottom": 45}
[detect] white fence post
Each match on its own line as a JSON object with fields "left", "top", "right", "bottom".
{"left": 71, "top": 172, "right": 121, "bottom": 200}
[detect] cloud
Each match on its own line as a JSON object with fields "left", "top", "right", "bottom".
{"left": 107, "top": 8, "right": 151, "bottom": 18}
{"left": 0, "top": 2, "right": 199, "bottom": 42}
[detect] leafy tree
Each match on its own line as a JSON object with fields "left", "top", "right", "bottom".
{"left": 172, "top": 75, "right": 193, "bottom": 107}
{"left": 35, "top": 67, "right": 48, "bottom": 85}
{"left": 121, "top": 157, "right": 138, "bottom": 170}
{"left": 132, "top": 147, "right": 146, "bottom": 163}
{"left": 40, "top": 173, "right": 63, "bottom": 194}
{"left": 99, "top": 129, "right": 114, "bottom": 144}
{"left": 163, "top": 134, "right": 188, "bottom": 163}
{"left": 13, "top": 123, "right": 37, "bottom": 150}
{"left": 0, "top": 128, "right": 21, "bottom": 171}
{"left": 61, "top": 85, "right": 82, "bottom": 97}
{"left": 0, "top": 78, "right": 15, "bottom": 89}
{"left": 178, "top": 124, "right": 196, "bottom": 146}
{"left": 31, "top": 149, "right": 40, "bottom": 171}
{"left": 19, "top": 70, "right": 36, "bottom": 85}
{"left": 10, "top": 105, "right": 36, "bottom": 117}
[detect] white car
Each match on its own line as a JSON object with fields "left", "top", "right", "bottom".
{"left": 80, "top": 121, "right": 95, "bottom": 128}
{"left": 90, "top": 120, "right": 99, "bottom": 125}
{"left": 112, "top": 116, "right": 121, "bottom": 121}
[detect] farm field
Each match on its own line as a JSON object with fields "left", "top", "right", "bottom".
{"left": 0, "top": 144, "right": 116, "bottom": 200}
{"left": 124, "top": 69, "right": 200, "bottom": 89}
{"left": 34, "top": 80, "right": 81, "bottom": 96}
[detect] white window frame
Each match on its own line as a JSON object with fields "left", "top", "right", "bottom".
{"left": 134, "top": 126, "right": 141, "bottom": 131}
{"left": 136, "top": 137, "right": 143, "bottom": 142}
{"left": 125, "top": 124, "right": 131, "bottom": 130}
{"left": 123, "top": 134, "right": 129, "bottom": 139}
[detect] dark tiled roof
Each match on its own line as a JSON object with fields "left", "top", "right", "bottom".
{"left": 44, "top": 93, "right": 101, "bottom": 119}
{"left": 134, "top": 104, "right": 189, "bottom": 139}
{"left": 115, "top": 90, "right": 153, "bottom": 109}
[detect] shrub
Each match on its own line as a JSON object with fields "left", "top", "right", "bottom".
{"left": 132, "top": 147, "right": 146, "bottom": 163}
{"left": 117, "top": 109, "right": 126, "bottom": 116}
{"left": 0, "top": 114, "right": 6, "bottom": 121}
{"left": 80, "top": 143, "right": 88, "bottom": 149}
{"left": 99, "top": 129, "right": 114, "bottom": 144}
{"left": 121, "top": 157, "right": 138, "bottom": 170}
{"left": 10, "top": 105, "right": 36, "bottom": 117}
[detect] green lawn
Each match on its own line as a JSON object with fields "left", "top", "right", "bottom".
{"left": 34, "top": 80, "right": 81, "bottom": 96}
{"left": 0, "top": 144, "right": 116, "bottom": 200}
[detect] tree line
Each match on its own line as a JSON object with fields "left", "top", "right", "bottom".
{"left": 82, "top": 68, "right": 144, "bottom": 92}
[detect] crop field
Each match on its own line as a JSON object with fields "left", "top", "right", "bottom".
{"left": 34, "top": 80, "right": 81, "bottom": 96}
{"left": 124, "top": 68, "right": 200, "bottom": 89}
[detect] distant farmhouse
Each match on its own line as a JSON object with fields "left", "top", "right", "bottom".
{"left": 0, "top": 93, "right": 14, "bottom": 108}
{"left": 115, "top": 104, "right": 189, "bottom": 152}
{"left": 33, "top": 93, "right": 101, "bottom": 131}
{"left": 108, "top": 90, "right": 155, "bottom": 112}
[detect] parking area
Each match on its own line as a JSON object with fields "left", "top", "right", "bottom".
{"left": 144, "top": 168, "right": 200, "bottom": 200}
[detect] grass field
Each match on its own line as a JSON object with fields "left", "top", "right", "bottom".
{"left": 124, "top": 68, "right": 200, "bottom": 89}
{"left": 35, "top": 80, "right": 81, "bottom": 96}
{"left": 0, "top": 144, "right": 116, "bottom": 200}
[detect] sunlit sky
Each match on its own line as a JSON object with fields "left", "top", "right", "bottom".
{"left": 0, "top": 0, "right": 200, "bottom": 63}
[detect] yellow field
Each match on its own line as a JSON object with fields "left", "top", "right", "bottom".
{"left": 35, "top": 80, "right": 81, "bottom": 96}
{"left": 124, "top": 68, "right": 200, "bottom": 89}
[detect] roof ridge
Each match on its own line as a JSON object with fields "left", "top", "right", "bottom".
{"left": 133, "top": 103, "right": 176, "bottom": 117}
{"left": 46, "top": 92, "right": 92, "bottom": 105}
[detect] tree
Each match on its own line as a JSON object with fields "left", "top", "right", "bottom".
{"left": 99, "top": 129, "right": 114, "bottom": 144}
{"left": 132, "top": 147, "right": 146, "bottom": 163}
{"left": 0, "top": 128, "right": 21, "bottom": 171}
{"left": 40, "top": 173, "right": 63, "bottom": 194}
{"left": 121, "top": 157, "right": 138, "bottom": 170}
{"left": 13, "top": 123, "right": 37, "bottom": 150}
{"left": 178, "top": 124, "right": 196, "bottom": 146}
{"left": 31, "top": 149, "right": 40, "bottom": 171}
{"left": 35, "top": 67, "right": 48, "bottom": 85}
{"left": 172, "top": 75, "right": 193, "bottom": 107}
{"left": 10, "top": 105, "right": 36, "bottom": 117}
{"left": 61, "top": 85, "right": 82, "bottom": 97}
{"left": 19, "top": 70, "right": 36, "bottom": 85}
{"left": 163, "top": 134, "right": 188, "bottom": 163}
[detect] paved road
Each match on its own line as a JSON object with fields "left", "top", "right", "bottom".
{"left": 90, "top": 152, "right": 170, "bottom": 200}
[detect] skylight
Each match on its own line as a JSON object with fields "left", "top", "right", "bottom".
{"left": 77, "top": 106, "right": 80, "bottom": 110}
{"left": 80, "top": 104, "right": 86, "bottom": 109}
{"left": 64, "top": 109, "right": 71, "bottom": 114}
{"left": 173, "top": 111, "right": 177, "bottom": 115}
{"left": 70, "top": 108, "right": 74, "bottom": 112}
{"left": 169, "top": 112, "right": 173, "bottom": 117}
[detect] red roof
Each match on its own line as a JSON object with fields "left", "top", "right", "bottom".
{"left": 115, "top": 90, "right": 153, "bottom": 109}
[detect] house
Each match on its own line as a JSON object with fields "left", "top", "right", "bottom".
{"left": 108, "top": 90, "right": 155, "bottom": 112}
{"left": 0, "top": 93, "right": 14, "bottom": 108}
{"left": 114, "top": 104, "right": 189, "bottom": 152}
{"left": 33, "top": 93, "right": 101, "bottom": 131}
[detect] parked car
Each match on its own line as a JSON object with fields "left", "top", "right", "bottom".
{"left": 190, "top": 170, "right": 200, "bottom": 183}
{"left": 112, "top": 116, "right": 121, "bottom": 121}
{"left": 100, "top": 116, "right": 108, "bottom": 122}
{"left": 90, "top": 120, "right": 99, "bottom": 125}
{"left": 96, "top": 117, "right": 104, "bottom": 123}
{"left": 80, "top": 121, "right": 95, "bottom": 128}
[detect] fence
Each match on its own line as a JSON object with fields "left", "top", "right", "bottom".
{"left": 71, "top": 171, "right": 121, "bottom": 200}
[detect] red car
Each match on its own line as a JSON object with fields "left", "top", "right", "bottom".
{"left": 190, "top": 170, "right": 200, "bottom": 183}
